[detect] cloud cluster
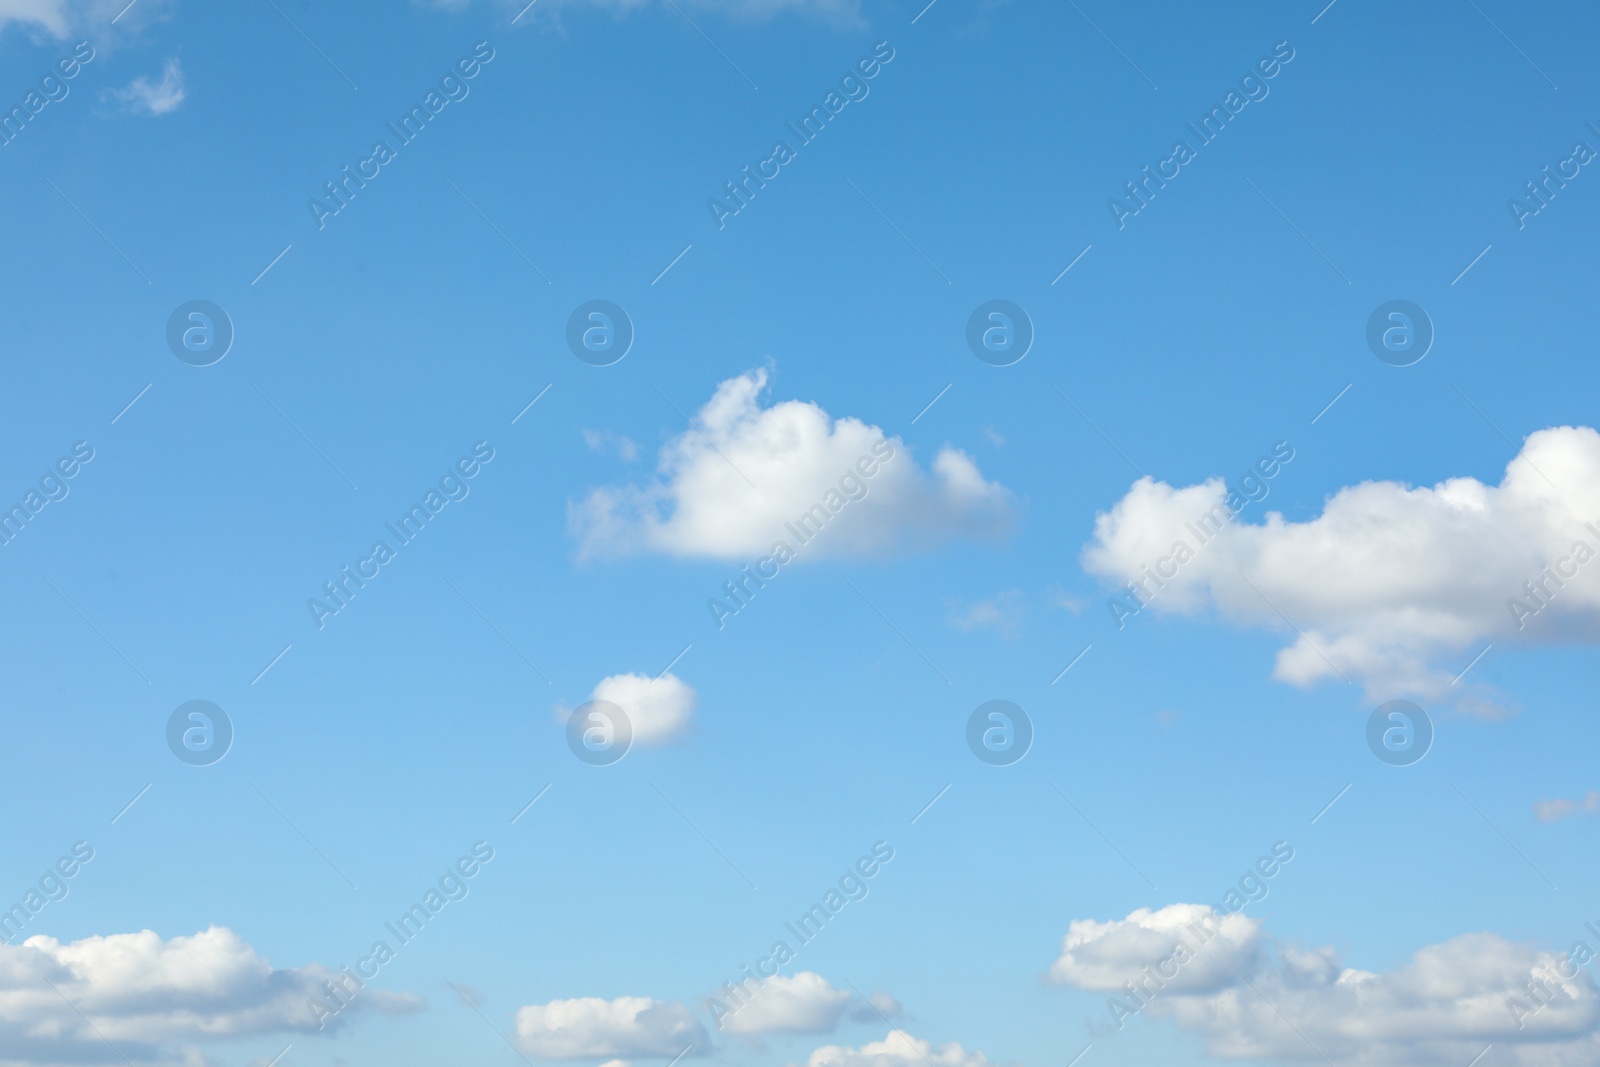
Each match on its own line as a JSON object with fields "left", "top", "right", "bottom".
{"left": 1052, "top": 904, "right": 1600, "bottom": 1065}
{"left": 514, "top": 995, "right": 707, "bottom": 1059}
{"left": 0, "top": 926, "right": 415, "bottom": 1066}
{"left": 1083, "top": 426, "right": 1600, "bottom": 706}
{"left": 571, "top": 370, "right": 1013, "bottom": 561}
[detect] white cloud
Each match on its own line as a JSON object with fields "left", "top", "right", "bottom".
{"left": 1535, "top": 790, "right": 1600, "bottom": 822}
{"left": 1052, "top": 904, "right": 1600, "bottom": 1066}
{"left": 586, "top": 672, "right": 695, "bottom": 745}
{"left": 107, "top": 57, "right": 185, "bottom": 115}
{"left": 797, "top": 1030, "right": 995, "bottom": 1067}
{"left": 571, "top": 370, "right": 1013, "bottom": 561}
{"left": 721, "top": 972, "right": 851, "bottom": 1035}
{"left": 0, "top": 926, "right": 416, "bottom": 1066}
{"left": 1082, "top": 426, "right": 1600, "bottom": 706}
{"left": 947, "top": 590, "right": 1024, "bottom": 638}
{"left": 514, "top": 996, "right": 707, "bottom": 1059}
{"left": 1048, "top": 903, "right": 1263, "bottom": 994}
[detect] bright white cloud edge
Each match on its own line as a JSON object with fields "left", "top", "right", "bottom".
{"left": 1082, "top": 426, "right": 1600, "bottom": 708}
{"left": 586, "top": 671, "right": 696, "bottom": 745}
{"left": 571, "top": 369, "right": 1013, "bottom": 562}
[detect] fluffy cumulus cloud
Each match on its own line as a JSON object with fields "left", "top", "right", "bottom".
{"left": 585, "top": 671, "right": 695, "bottom": 745}
{"left": 514, "top": 996, "right": 707, "bottom": 1059}
{"left": 1082, "top": 426, "right": 1600, "bottom": 707}
{"left": 0, "top": 926, "right": 416, "bottom": 1067}
{"left": 798, "top": 1030, "right": 995, "bottom": 1067}
{"left": 1052, "top": 903, "right": 1600, "bottom": 1066}
{"left": 572, "top": 370, "right": 1013, "bottom": 561}
{"left": 107, "top": 57, "right": 184, "bottom": 115}
{"left": 1048, "top": 903, "right": 1264, "bottom": 994}
{"left": 720, "top": 972, "right": 851, "bottom": 1035}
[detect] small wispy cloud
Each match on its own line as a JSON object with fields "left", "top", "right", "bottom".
{"left": 1047, "top": 589, "right": 1088, "bottom": 614}
{"left": 1534, "top": 790, "right": 1600, "bottom": 823}
{"left": 948, "top": 589, "right": 1024, "bottom": 639}
{"left": 108, "top": 56, "right": 184, "bottom": 115}
{"left": 582, "top": 428, "right": 639, "bottom": 462}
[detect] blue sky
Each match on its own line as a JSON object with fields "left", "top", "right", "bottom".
{"left": 3, "top": 1, "right": 1600, "bottom": 1065}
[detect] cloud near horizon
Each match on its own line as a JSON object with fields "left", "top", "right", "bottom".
{"left": 1051, "top": 902, "right": 1600, "bottom": 1066}
{"left": 0, "top": 926, "right": 416, "bottom": 1067}
{"left": 794, "top": 1029, "right": 996, "bottom": 1067}
{"left": 514, "top": 995, "right": 707, "bottom": 1059}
